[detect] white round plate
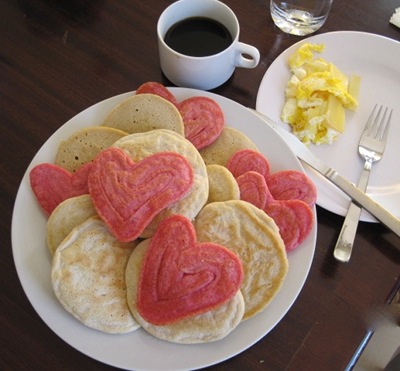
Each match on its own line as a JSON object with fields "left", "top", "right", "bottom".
{"left": 256, "top": 31, "right": 400, "bottom": 222}
{"left": 12, "top": 88, "right": 316, "bottom": 370}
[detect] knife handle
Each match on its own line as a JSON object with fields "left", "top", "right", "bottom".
{"left": 327, "top": 168, "right": 400, "bottom": 239}
{"left": 333, "top": 163, "right": 370, "bottom": 262}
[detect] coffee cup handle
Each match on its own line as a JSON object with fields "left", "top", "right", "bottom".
{"left": 235, "top": 42, "right": 260, "bottom": 69}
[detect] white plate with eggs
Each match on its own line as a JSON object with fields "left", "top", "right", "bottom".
{"left": 256, "top": 31, "right": 400, "bottom": 222}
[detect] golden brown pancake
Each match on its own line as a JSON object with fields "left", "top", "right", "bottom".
{"left": 199, "top": 127, "right": 259, "bottom": 167}
{"left": 102, "top": 94, "right": 184, "bottom": 136}
{"left": 194, "top": 200, "right": 288, "bottom": 320}
{"left": 125, "top": 239, "right": 245, "bottom": 344}
{"left": 206, "top": 164, "right": 240, "bottom": 204}
{"left": 51, "top": 216, "right": 139, "bottom": 334}
{"left": 55, "top": 126, "right": 127, "bottom": 172}
{"left": 47, "top": 194, "right": 97, "bottom": 256}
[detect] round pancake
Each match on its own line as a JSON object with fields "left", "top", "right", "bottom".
{"left": 47, "top": 194, "right": 97, "bottom": 256}
{"left": 102, "top": 94, "right": 184, "bottom": 136}
{"left": 125, "top": 239, "right": 245, "bottom": 344}
{"left": 199, "top": 127, "right": 259, "bottom": 167}
{"left": 51, "top": 216, "right": 139, "bottom": 334}
{"left": 206, "top": 164, "right": 240, "bottom": 204}
{"left": 194, "top": 200, "right": 288, "bottom": 321}
{"left": 55, "top": 126, "right": 128, "bottom": 172}
{"left": 113, "top": 129, "right": 209, "bottom": 238}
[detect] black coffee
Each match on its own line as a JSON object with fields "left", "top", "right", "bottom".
{"left": 164, "top": 17, "right": 233, "bottom": 57}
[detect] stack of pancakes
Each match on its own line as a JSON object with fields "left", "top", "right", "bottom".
{"left": 35, "top": 88, "right": 304, "bottom": 344}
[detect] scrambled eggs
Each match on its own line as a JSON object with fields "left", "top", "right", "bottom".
{"left": 281, "top": 43, "right": 360, "bottom": 145}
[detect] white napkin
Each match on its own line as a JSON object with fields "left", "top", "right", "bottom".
{"left": 390, "top": 8, "right": 400, "bottom": 28}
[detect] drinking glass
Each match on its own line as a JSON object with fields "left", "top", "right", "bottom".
{"left": 270, "top": 0, "right": 333, "bottom": 36}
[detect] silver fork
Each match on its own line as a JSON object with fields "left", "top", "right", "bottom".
{"left": 333, "top": 104, "right": 393, "bottom": 263}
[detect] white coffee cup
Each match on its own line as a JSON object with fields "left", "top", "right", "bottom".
{"left": 157, "top": 0, "right": 260, "bottom": 90}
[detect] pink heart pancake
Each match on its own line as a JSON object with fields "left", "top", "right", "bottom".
{"left": 235, "top": 170, "right": 314, "bottom": 251}
{"left": 178, "top": 96, "right": 225, "bottom": 150}
{"left": 236, "top": 171, "right": 274, "bottom": 210}
{"left": 137, "top": 214, "right": 243, "bottom": 325}
{"left": 227, "top": 149, "right": 271, "bottom": 180}
{"left": 264, "top": 199, "right": 314, "bottom": 251}
{"left": 30, "top": 162, "right": 92, "bottom": 216}
{"left": 88, "top": 148, "right": 194, "bottom": 242}
{"left": 136, "top": 81, "right": 178, "bottom": 106}
{"left": 266, "top": 170, "right": 317, "bottom": 207}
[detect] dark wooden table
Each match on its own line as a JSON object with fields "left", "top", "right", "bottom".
{"left": 1, "top": 1, "right": 399, "bottom": 370}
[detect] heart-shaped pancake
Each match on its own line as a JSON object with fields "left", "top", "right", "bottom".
{"left": 125, "top": 239, "right": 244, "bottom": 344}
{"left": 30, "top": 161, "right": 92, "bottom": 216}
{"left": 235, "top": 170, "right": 314, "bottom": 251}
{"left": 264, "top": 199, "right": 314, "bottom": 251}
{"left": 227, "top": 149, "right": 271, "bottom": 180}
{"left": 236, "top": 171, "right": 274, "bottom": 210}
{"left": 178, "top": 96, "right": 225, "bottom": 150}
{"left": 113, "top": 129, "right": 209, "bottom": 238}
{"left": 136, "top": 81, "right": 178, "bottom": 106}
{"left": 136, "top": 214, "right": 243, "bottom": 325}
{"left": 266, "top": 170, "right": 317, "bottom": 207}
{"left": 88, "top": 148, "right": 194, "bottom": 242}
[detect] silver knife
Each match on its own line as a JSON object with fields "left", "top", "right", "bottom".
{"left": 250, "top": 109, "right": 400, "bottom": 239}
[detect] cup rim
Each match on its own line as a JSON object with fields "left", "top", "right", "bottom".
{"left": 157, "top": 0, "right": 240, "bottom": 59}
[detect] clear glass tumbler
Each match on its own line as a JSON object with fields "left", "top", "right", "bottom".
{"left": 270, "top": 0, "right": 333, "bottom": 36}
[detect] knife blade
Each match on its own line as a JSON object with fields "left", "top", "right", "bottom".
{"left": 250, "top": 109, "right": 400, "bottom": 239}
